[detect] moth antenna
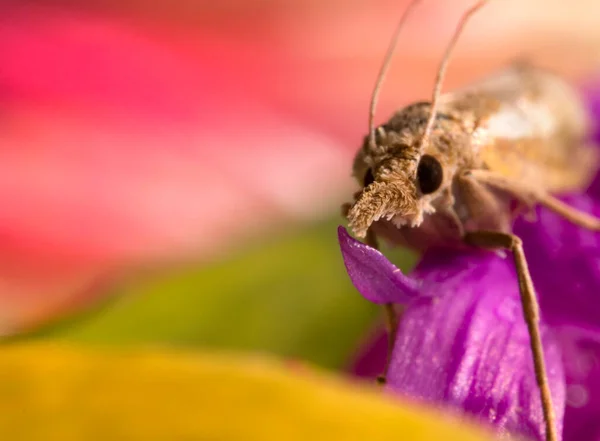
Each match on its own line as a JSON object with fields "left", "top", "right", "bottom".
{"left": 368, "top": 0, "right": 425, "bottom": 151}
{"left": 419, "top": 0, "right": 488, "bottom": 151}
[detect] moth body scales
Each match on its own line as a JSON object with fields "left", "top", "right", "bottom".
{"left": 347, "top": 64, "right": 599, "bottom": 250}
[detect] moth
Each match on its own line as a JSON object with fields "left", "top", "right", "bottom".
{"left": 341, "top": 2, "right": 600, "bottom": 441}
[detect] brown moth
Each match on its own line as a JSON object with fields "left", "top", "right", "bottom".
{"left": 341, "top": 2, "right": 600, "bottom": 441}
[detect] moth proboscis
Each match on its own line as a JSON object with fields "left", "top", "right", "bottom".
{"left": 341, "top": 1, "right": 600, "bottom": 441}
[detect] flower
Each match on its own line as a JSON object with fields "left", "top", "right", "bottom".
{"left": 339, "top": 190, "right": 600, "bottom": 440}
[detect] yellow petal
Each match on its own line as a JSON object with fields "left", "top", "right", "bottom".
{"left": 0, "top": 343, "right": 495, "bottom": 441}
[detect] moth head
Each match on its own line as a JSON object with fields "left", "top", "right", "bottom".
{"left": 346, "top": 120, "right": 453, "bottom": 238}
{"left": 346, "top": 0, "right": 487, "bottom": 239}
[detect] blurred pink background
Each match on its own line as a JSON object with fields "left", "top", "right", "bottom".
{"left": 1, "top": 0, "right": 599, "bottom": 332}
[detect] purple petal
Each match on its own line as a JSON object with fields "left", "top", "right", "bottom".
{"left": 347, "top": 195, "right": 600, "bottom": 441}
{"left": 343, "top": 241, "right": 566, "bottom": 441}
{"left": 386, "top": 251, "right": 566, "bottom": 441}
{"left": 555, "top": 326, "right": 600, "bottom": 441}
{"left": 337, "top": 226, "right": 420, "bottom": 304}
{"left": 515, "top": 194, "right": 600, "bottom": 331}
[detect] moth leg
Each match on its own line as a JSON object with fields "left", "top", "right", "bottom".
{"left": 467, "top": 169, "right": 600, "bottom": 230}
{"left": 340, "top": 191, "right": 363, "bottom": 217}
{"left": 464, "top": 231, "right": 558, "bottom": 441}
{"left": 438, "top": 188, "right": 466, "bottom": 237}
{"left": 363, "top": 228, "right": 398, "bottom": 386}
{"left": 378, "top": 306, "right": 398, "bottom": 386}
{"left": 341, "top": 202, "right": 352, "bottom": 218}
{"left": 535, "top": 193, "right": 600, "bottom": 230}
{"left": 342, "top": 200, "right": 399, "bottom": 385}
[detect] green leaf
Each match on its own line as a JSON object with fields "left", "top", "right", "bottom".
{"left": 33, "top": 219, "right": 416, "bottom": 369}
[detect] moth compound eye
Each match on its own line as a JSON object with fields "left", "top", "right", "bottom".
{"left": 363, "top": 169, "right": 375, "bottom": 187}
{"left": 417, "top": 155, "right": 443, "bottom": 194}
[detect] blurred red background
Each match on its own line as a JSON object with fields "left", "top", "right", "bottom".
{"left": 1, "top": 0, "right": 599, "bottom": 333}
